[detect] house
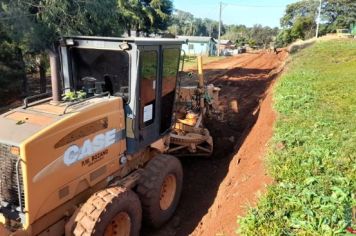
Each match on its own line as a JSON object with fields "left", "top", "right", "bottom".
{"left": 214, "top": 39, "right": 235, "bottom": 51}
{"left": 213, "top": 39, "right": 236, "bottom": 56}
{"left": 177, "top": 36, "right": 216, "bottom": 56}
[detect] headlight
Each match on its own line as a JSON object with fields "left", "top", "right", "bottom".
{"left": 10, "top": 146, "right": 20, "bottom": 156}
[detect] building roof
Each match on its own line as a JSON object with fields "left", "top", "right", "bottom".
{"left": 177, "top": 36, "right": 214, "bottom": 43}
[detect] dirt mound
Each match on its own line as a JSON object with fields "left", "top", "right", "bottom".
{"left": 143, "top": 51, "right": 288, "bottom": 236}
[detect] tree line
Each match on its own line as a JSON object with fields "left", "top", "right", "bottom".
{"left": 0, "top": 0, "right": 173, "bottom": 105}
{"left": 167, "top": 0, "right": 355, "bottom": 49}
{"left": 277, "top": 0, "right": 356, "bottom": 46}
{"left": 0, "top": 0, "right": 355, "bottom": 106}
{"left": 167, "top": 9, "right": 279, "bottom": 48}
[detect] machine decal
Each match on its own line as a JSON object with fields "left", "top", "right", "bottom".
{"left": 55, "top": 117, "right": 108, "bottom": 148}
{"left": 33, "top": 128, "right": 125, "bottom": 183}
{"left": 64, "top": 128, "right": 116, "bottom": 166}
{"left": 81, "top": 149, "right": 108, "bottom": 167}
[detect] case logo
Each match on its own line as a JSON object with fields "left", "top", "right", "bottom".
{"left": 63, "top": 128, "right": 116, "bottom": 166}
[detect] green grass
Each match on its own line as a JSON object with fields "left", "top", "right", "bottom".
{"left": 238, "top": 39, "right": 356, "bottom": 235}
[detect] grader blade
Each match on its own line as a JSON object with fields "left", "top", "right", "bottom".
{"left": 167, "top": 56, "right": 219, "bottom": 157}
{"left": 168, "top": 124, "right": 213, "bottom": 157}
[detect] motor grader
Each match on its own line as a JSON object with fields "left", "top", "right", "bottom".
{"left": 0, "top": 36, "right": 220, "bottom": 235}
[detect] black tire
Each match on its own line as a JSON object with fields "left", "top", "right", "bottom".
{"left": 73, "top": 187, "right": 142, "bottom": 236}
{"left": 136, "top": 154, "right": 183, "bottom": 228}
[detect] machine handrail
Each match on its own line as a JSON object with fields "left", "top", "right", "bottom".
{"left": 62, "top": 92, "right": 110, "bottom": 115}
{"left": 23, "top": 92, "right": 52, "bottom": 108}
{"left": 23, "top": 87, "right": 72, "bottom": 108}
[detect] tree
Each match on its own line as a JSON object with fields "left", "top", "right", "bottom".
{"left": 168, "top": 9, "right": 194, "bottom": 35}
{"left": 0, "top": 23, "right": 26, "bottom": 105}
{"left": 203, "top": 18, "right": 216, "bottom": 37}
{"left": 290, "top": 17, "right": 315, "bottom": 39}
{"left": 1, "top": 0, "right": 174, "bottom": 99}
{"left": 168, "top": 10, "right": 223, "bottom": 37}
{"left": 278, "top": 0, "right": 356, "bottom": 46}
{"left": 249, "top": 25, "right": 279, "bottom": 48}
{"left": 280, "top": 0, "right": 319, "bottom": 43}
{"left": 1, "top": 0, "right": 124, "bottom": 93}
{"left": 322, "top": 0, "right": 356, "bottom": 31}
{"left": 118, "top": 0, "right": 173, "bottom": 36}
{"left": 221, "top": 24, "right": 278, "bottom": 48}
{"left": 148, "top": 0, "right": 174, "bottom": 34}
{"left": 281, "top": 0, "right": 318, "bottom": 29}
{"left": 118, "top": 0, "right": 145, "bottom": 36}
{"left": 222, "top": 25, "right": 247, "bottom": 46}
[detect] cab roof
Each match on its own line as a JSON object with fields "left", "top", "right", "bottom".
{"left": 62, "top": 36, "right": 187, "bottom": 46}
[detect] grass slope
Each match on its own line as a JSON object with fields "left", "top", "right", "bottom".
{"left": 239, "top": 40, "right": 356, "bottom": 235}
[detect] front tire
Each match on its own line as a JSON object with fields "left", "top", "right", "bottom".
{"left": 72, "top": 187, "right": 142, "bottom": 236}
{"left": 137, "top": 154, "right": 183, "bottom": 228}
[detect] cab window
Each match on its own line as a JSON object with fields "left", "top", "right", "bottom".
{"left": 71, "top": 48, "right": 129, "bottom": 99}
{"left": 140, "top": 51, "right": 158, "bottom": 127}
{"left": 160, "top": 48, "right": 180, "bottom": 133}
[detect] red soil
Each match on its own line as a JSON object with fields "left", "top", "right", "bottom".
{"left": 143, "top": 50, "right": 288, "bottom": 236}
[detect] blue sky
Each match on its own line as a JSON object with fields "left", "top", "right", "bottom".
{"left": 173, "top": 0, "right": 298, "bottom": 27}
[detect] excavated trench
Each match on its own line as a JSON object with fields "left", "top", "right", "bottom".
{"left": 144, "top": 50, "right": 288, "bottom": 236}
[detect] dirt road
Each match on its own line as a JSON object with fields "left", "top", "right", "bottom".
{"left": 143, "top": 50, "right": 288, "bottom": 236}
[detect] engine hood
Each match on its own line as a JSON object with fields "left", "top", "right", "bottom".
{"left": 0, "top": 97, "right": 115, "bottom": 146}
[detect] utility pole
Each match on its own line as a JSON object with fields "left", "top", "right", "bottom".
{"left": 218, "top": 1, "right": 222, "bottom": 56}
{"left": 315, "top": 0, "right": 322, "bottom": 38}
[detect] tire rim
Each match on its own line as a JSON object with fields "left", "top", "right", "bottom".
{"left": 104, "top": 212, "right": 131, "bottom": 236}
{"left": 159, "top": 174, "right": 177, "bottom": 210}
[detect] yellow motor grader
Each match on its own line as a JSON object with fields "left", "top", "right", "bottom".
{"left": 0, "top": 36, "right": 219, "bottom": 235}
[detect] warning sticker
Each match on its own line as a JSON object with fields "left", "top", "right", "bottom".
{"left": 143, "top": 104, "right": 153, "bottom": 122}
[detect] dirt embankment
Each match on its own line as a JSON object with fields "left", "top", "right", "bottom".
{"left": 144, "top": 50, "right": 288, "bottom": 236}
{"left": 195, "top": 51, "right": 287, "bottom": 235}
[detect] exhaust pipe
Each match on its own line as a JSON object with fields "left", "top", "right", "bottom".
{"left": 49, "top": 50, "right": 61, "bottom": 104}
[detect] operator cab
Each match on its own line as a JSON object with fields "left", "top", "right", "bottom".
{"left": 59, "top": 36, "right": 185, "bottom": 154}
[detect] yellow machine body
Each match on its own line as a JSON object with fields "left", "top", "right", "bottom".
{"left": 0, "top": 97, "right": 127, "bottom": 235}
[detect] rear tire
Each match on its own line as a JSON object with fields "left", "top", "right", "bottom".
{"left": 72, "top": 187, "right": 141, "bottom": 236}
{"left": 137, "top": 154, "right": 183, "bottom": 228}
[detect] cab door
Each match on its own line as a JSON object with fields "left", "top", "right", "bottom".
{"left": 159, "top": 46, "right": 181, "bottom": 134}
{"left": 137, "top": 46, "right": 160, "bottom": 147}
